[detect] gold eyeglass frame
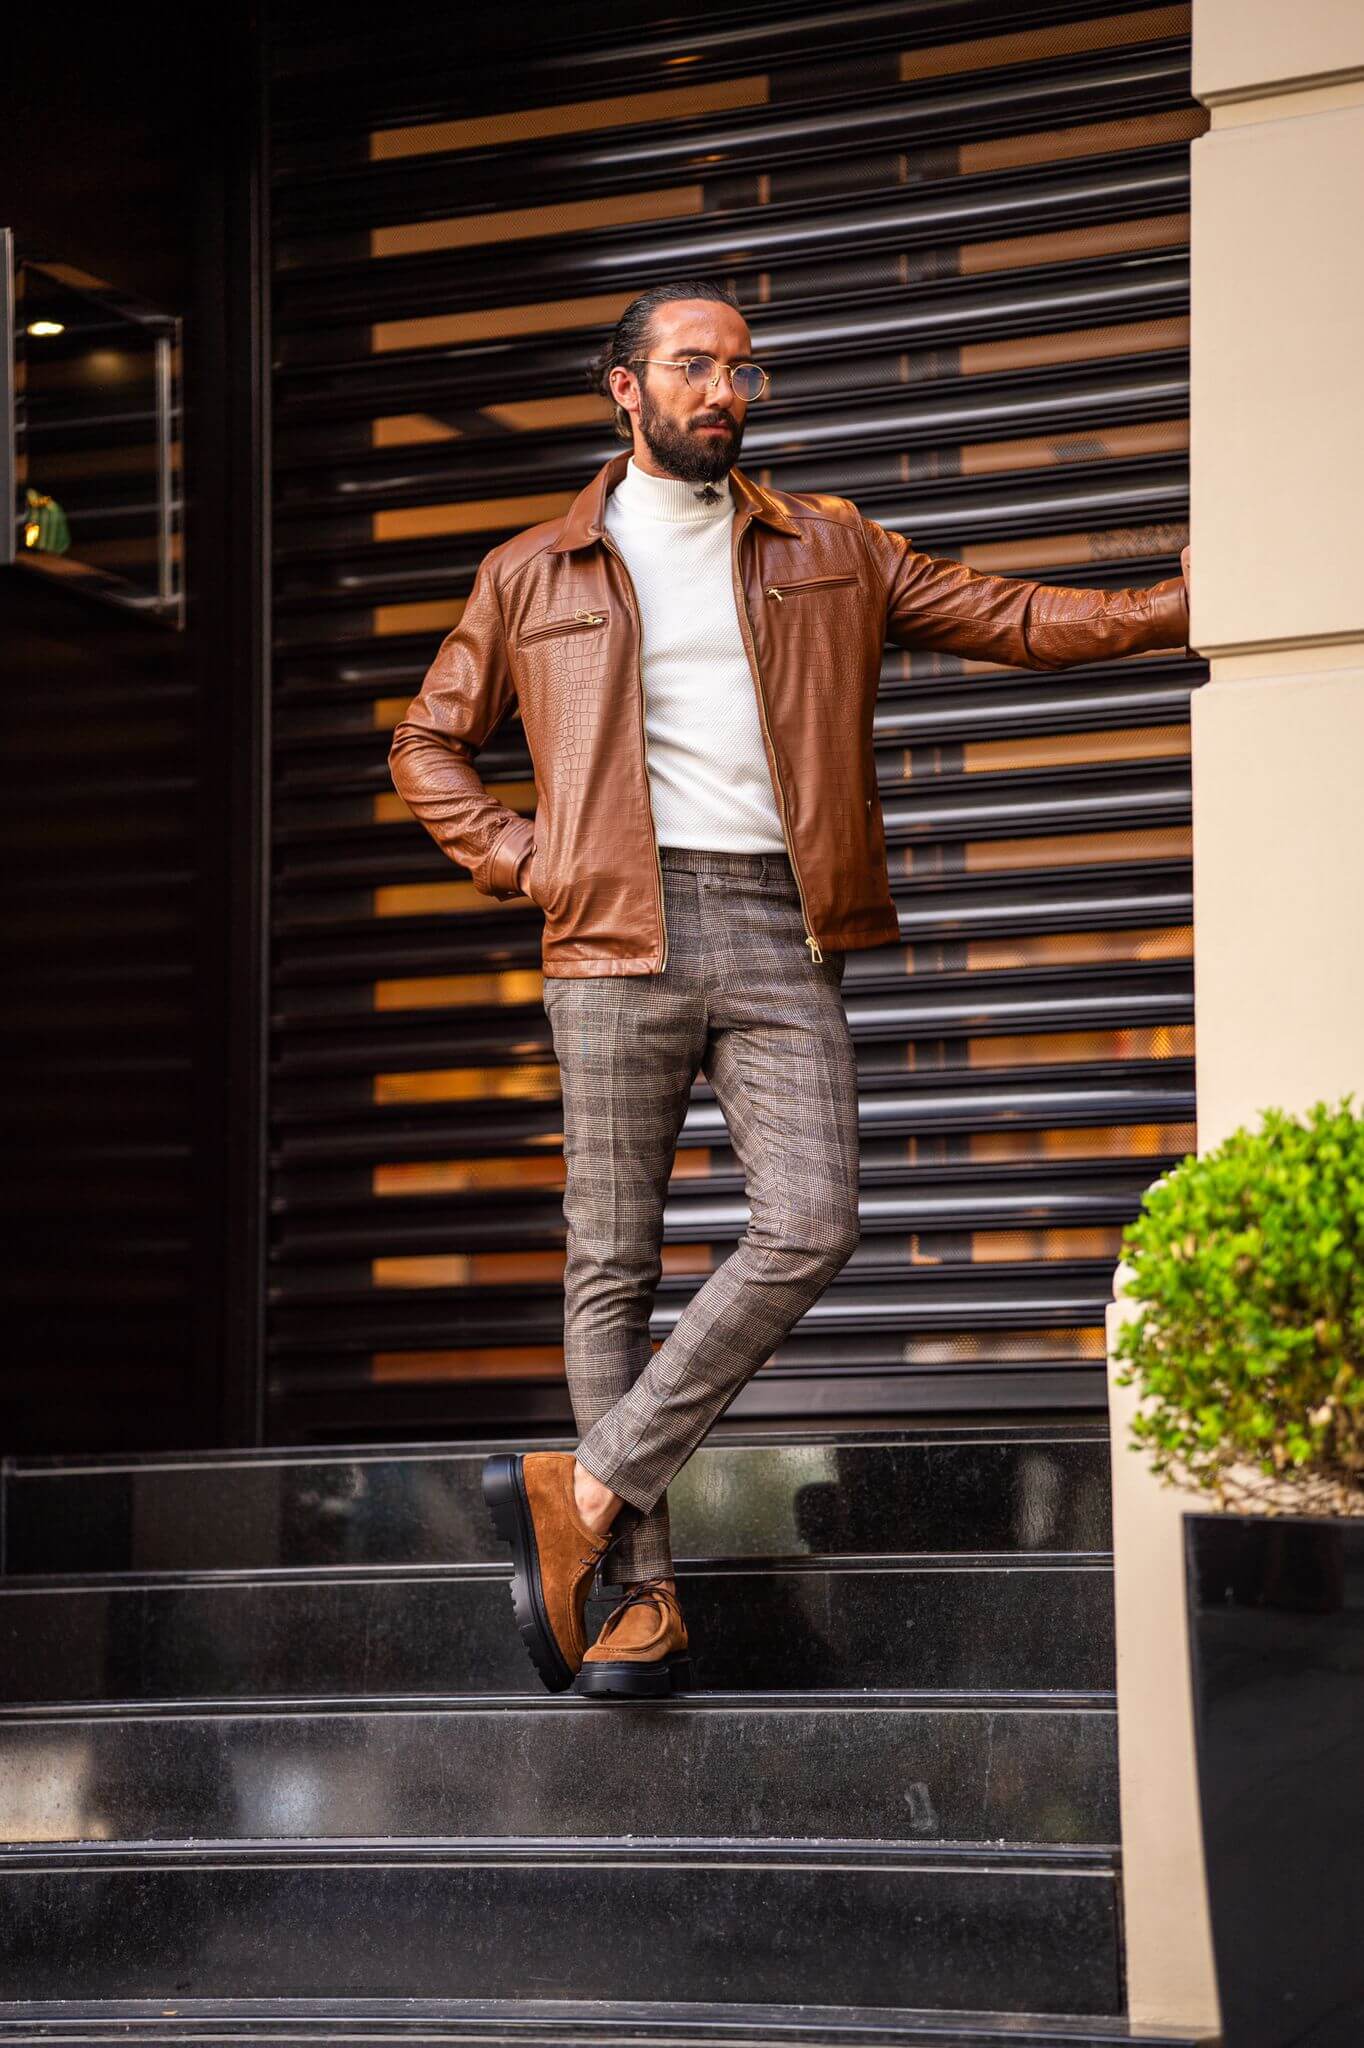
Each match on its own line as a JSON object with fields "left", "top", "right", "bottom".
{"left": 626, "top": 354, "right": 770, "bottom": 400}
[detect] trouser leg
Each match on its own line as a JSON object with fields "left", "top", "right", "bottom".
{"left": 574, "top": 852, "right": 860, "bottom": 1522}
{"left": 542, "top": 882, "right": 708, "bottom": 1585}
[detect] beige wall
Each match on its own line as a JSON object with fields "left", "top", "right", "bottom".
{"left": 1106, "top": 1277, "right": 1219, "bottom": 2038}
{"left": 1193, "top": 663, "right": 1364, "bottom": 1150}
{"left": 1189, "top": 103, "right": 1364, "bottom": 657}
{"left": 1108, "top": 2, "right": 1364, "bottom": 2035}
{"left": 1193, "top": 0, "right": 1364, "bottom": 103}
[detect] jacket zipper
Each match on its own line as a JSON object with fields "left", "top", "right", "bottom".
{"left": 518, "top": 608, "right": 608, "bottom": 644}
{"left": 599, "top": 532, "right": 668, "bottom": 973}
{"left": 765, "top": 574, "right": 858, "bottom": 603}
{"left": 734, "top": 528, "right": 824, "bottom": 963}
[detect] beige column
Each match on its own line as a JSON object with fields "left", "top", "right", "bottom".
{"left": 1107, "top": 3, "right": 1364, "bottom": 2036}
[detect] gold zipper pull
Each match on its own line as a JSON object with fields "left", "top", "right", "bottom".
{"left": 766, "top": 586, "right": 784, "bottom": 603}
{"left": 574, "top": 609, "right": 606, "bottom": 624}
{"left": 805, "top": 933, "right": 824, "bottom": 964}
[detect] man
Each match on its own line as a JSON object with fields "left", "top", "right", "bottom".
{"left": 388, "top": 277, "right": 1192, "bottom": 1705}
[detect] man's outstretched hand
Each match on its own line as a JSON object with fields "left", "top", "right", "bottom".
{"left": 1180, "top": 542, "right": 1191, "bottom": 594}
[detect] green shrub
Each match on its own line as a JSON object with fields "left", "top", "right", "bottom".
{"left": 1113, "top": 1095, "right": 1364, "bottom": 1514}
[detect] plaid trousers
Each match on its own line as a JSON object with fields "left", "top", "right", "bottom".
{"left": 543, "top": 843, "right": 861, "bottom": 1585}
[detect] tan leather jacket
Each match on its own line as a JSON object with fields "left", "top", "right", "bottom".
{"left": 388, "top": 450, "right": 1190, "bottom": 977}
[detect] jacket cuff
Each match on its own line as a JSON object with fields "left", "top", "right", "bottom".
{"left": 484, "top": 813, "right": 536, "bottom": 899}
{"left": 1145, "top": 574, "right": 1190, "bottom": 651}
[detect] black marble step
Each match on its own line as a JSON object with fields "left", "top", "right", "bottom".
{"left": 0, "top": 1554, "right": 1114, "bottom": 1704}
{"left": 0, "top": 1691, "right": 1116, "bottom": 1846}
{"left": 1, "top": 1426, "right": 1112, "bottom": 1578}
{"left": 0, "top": 1838, "right": 1122, "bottom": 2014}
{"left": 0, "top": 1993, "right": 1203, "bottom": 2046}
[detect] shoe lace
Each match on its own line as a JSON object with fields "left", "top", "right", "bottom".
{"left": 579, "top": 1516, "right": 634, "bottom": 1575}
{"left": 606, "top": 1575, "right": 676, "bottom": 1622}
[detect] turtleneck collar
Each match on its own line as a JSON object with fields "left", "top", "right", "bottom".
{"left": 606, "top": 454, "right": 735, "bottom": 525}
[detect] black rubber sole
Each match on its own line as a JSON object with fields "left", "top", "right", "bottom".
{"left": 481, "top": 1453, "right": 575, "bottom": 1693}
{"left": 571, "top": 1652, "right": 696, "bottom": 1701}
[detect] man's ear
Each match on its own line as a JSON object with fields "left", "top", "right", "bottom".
{"left": 608, "top": 364, "right": 639, "bottom": 418}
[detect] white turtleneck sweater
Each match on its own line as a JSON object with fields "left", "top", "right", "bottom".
{"left": 601, "top": 455, "right": 787, "bottom": 853}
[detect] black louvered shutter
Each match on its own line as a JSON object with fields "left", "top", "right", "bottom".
{"left": 266, "top": 0, "right": 1204, "bottom": 1442}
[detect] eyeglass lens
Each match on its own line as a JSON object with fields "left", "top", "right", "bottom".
{"left": 684, "top": 355, "right": 765, "bottom": 399}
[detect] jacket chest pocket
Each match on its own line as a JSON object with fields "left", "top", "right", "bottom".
{"left": 517, "top": 608, "right": 609, "bottom": 646}
{"left": 763, "top": 574, "right": 859, "bottom": 604}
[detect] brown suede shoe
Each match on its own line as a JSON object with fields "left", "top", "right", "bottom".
{"left": 482, "top": 1451, "right": 613, "bottom": 1692}
{"left": 572, "top": 1576, "right": 694, "bottom": 1701}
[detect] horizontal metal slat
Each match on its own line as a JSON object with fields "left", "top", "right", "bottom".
{"left": 271, "top": 148, "right": 1190, "bottom": 328}
{"left": 263, "top": 963, "right": 1191, "bottom": 1087}
{"left": 272, "top": 355, "right": 1189, "bottom": 527}
{"left": 267, "top": 0, "right": 1185, "bottom": 131}
{"left": 263, "top": 869, "right": 1195, "bottom": 992}
{"left": 272, "top": 42, "right": 1191, "bottom": 243}
{"left": 268, "top": 1059, "right": 1196, "bottom": 1158}
{"left": 264, "top": 1260, "right": 1144, "bottom": 1354}
{"left": 272, "top": 512, "right": 1187, "bottom": 636}
{"left": 272, "top": 252, "right": 1188, "bottom": 408}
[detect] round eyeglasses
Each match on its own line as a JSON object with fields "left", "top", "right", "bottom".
{"left": 627, "top": 354, "right": 769, "bottom": 401}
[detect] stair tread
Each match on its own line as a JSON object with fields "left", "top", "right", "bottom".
{"left": 0, "top": 1552, "right": 1114, "bottom": 1589}
{"left": 2, "top": 1421, "right": 1111, "bottom": 1475}
{"left": 0, "top": 1693, "right": 1117, "bottom": 1849}
{"left": 0, "top": 1686, "right": 1117, "bottom": 1718}
{"left": 0, "top": 1842, "right": 1124, "bottom": 2012}
{"left": 0, "top": 1555, "right": 1118, "bottom": 1700}
{"left": 0, "top": 1994, "right": 1198, "bottom": 2045}
{"left": 4, "top": 1430, "right": 1112, "bottom": 1581}
{"left": 0, "top": 1836, "right": 1120, "bottom": 1865}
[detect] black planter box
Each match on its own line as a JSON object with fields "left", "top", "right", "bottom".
{"left": 1185, "top": 1511, "right": 1364, "bottom": 2048}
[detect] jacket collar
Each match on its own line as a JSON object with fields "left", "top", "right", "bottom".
{"left": 547, "top": 450, "right": 802, "bottom": 551}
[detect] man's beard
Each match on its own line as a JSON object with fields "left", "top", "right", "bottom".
{"left": 637, "top": 384, "right": 743, "bottom": 484}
